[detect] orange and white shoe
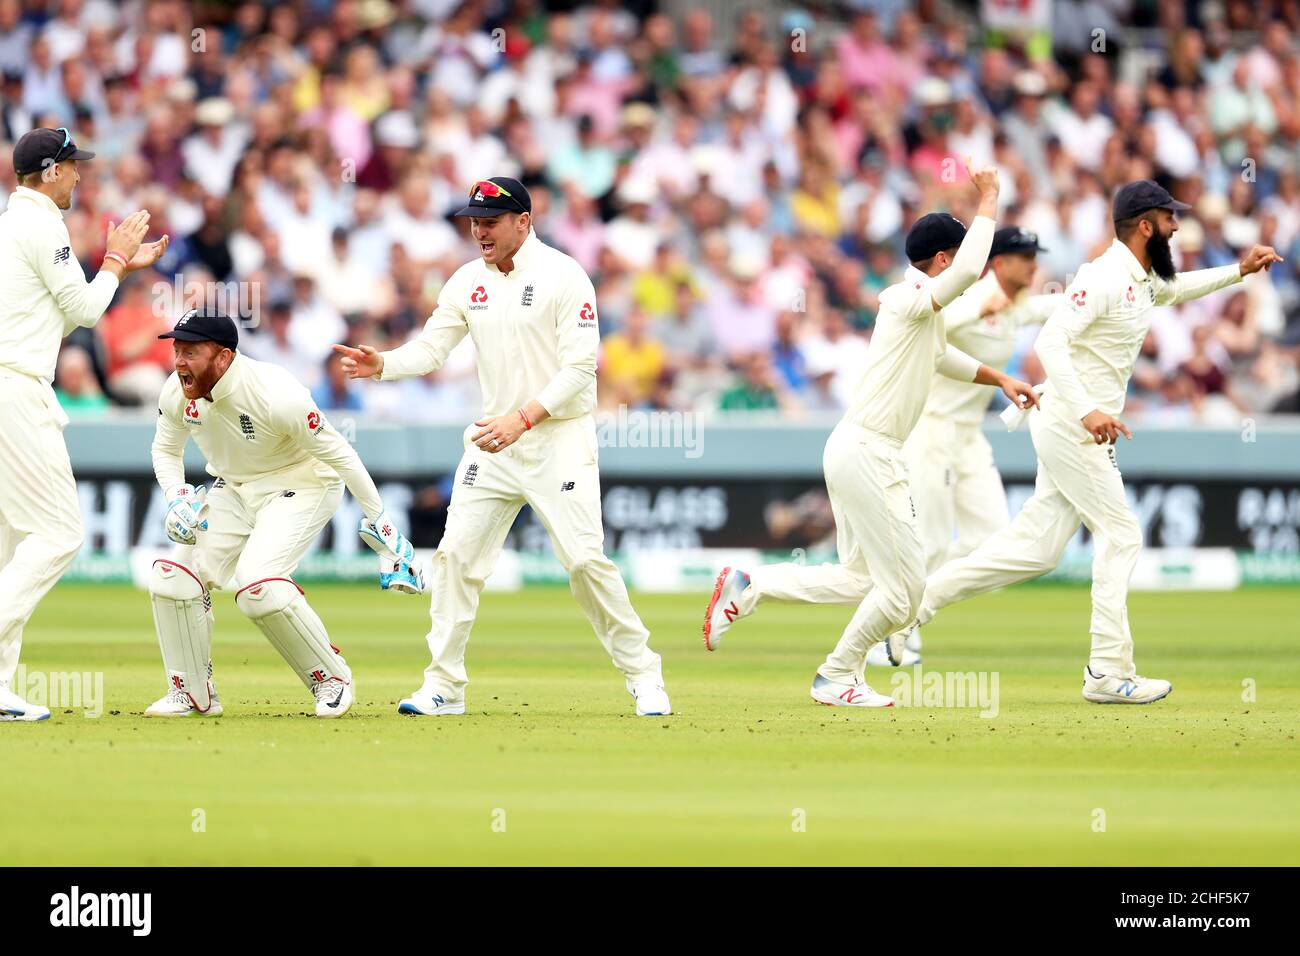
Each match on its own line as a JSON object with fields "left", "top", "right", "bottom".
{"left": 703, "top": 566, "right": 751, "bottom": 652}
{"left": 810, "top": 673, "right": 895, "bottom": 708}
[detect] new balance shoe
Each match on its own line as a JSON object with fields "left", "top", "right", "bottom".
{"left": 630, "top": 682, "right": 672, "bottom": 716}
{"left": 1082, "top": 666, "right": 1172, "bottom": 704}
{"left": 313, "top": 678, "right": 353, "bottom": 717}
{"left": 397, "top": 687, "right": 466, "bottom": 716}
{"left": 809, "top": 672, "right": 895, "bottom": 708}
{"left": 0, "top": 681, "right": 51, "bottom": 722}
{"left": 703, "top": 566, "right": 751, "bottom": 651}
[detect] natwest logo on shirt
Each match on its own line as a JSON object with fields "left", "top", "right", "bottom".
{"left": 577, "top": 302, "right": 596, "bottom": 328}
{"left": 469, "top": 285, "right": 489, "bottom": 310}
{"left": 184, "top": 400, "right": 201, "bottom": 424}
{"left": 306, "top": 410, "right": 324, "bottom": 434}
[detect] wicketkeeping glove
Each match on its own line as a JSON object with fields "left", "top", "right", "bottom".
{"left": 164, "top": 484, "right": 209, "bottom": 546}
{"left": 358, "top": 510, "right": 427, "bottom": 595}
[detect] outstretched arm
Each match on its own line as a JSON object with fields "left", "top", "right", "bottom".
{"left": 929, "top": 158, "right": 1000, "bottom": 311}
{"left": 1162, "top": 245, "right": 1282, "bottom": 306}
{"left": 336, "top": 277, "right": 470, "bottom": 382}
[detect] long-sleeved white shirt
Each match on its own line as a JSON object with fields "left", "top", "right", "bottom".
{"left": 1037, "top": 238, "right": 1242, "bottom": 422}
{"left": 843, "top": 215, "right": 995, "bottom": 442}
{"left": 379, "top": 231, "right": 597, "bottom": 419}
{"left": 152, "top": 353, "right": 384, "bottom": 520}
{"left": 924, "top": 272, "right": 1061, "bottom": 425}
{"left": 0, "top": 186, "right": 119, "bottom": 381}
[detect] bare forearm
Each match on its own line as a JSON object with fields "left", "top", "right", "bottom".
{"left": 522, "top": 399, "right": 549, "bottom": 426}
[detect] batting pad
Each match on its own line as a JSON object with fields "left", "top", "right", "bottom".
{"left": 149, "top": 560, "right": 215, "bottom": 712}
{"left": 235, "top": 578, "right": 350, "bottom": 689}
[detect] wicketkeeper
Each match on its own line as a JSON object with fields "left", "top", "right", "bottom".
{"left": 147, "top": 309, "right": 424, "bottom": 718}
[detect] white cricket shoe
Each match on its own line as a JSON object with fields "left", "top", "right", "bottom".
{"left": 397, "top": 687, "right": 465, "bottom": 716}
{"left": 144, "top": 682, "right": 223, "bottom": 717}
{"left": 313, "top": 679, "right": 353, "bottom": 717}
{"left": 703, "top": 566, "right": 751, "bottom": 651}
{"left": 864, "top": 626, "right": 916, "bottom": 667}
{"left": 810, "top": 672, "right": 895, "bottom": 708}
{"left": 1082, "top": 666, "right": 1172, "bottom": 704}
{"left": 0, "top": 682, "right": 51, "bottom": 722}
{"left": 630, "top": 682, "right": 672, "bottom": 716}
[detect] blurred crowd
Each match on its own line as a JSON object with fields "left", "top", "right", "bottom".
{"left": 6, "top": 0, "right": 1300, "bottom": 425}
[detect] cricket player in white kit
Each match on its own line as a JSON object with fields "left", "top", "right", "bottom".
{"left": 0, "top": 127, "right": 168, "bottom": 722}
{"left": 147, "top": 310, "right": 424, "bottom": 718}
{"left": 704, "top": 162, "right": 1039, "bottom": 707}
{"left": 905, "top": 180, "right": 1282, "bottom": 703}
{"left": 864, "top": 226, "right": 1061, "bottom": 667}
{"left": 335, "top": 177, "right": 669, "bottom": 717}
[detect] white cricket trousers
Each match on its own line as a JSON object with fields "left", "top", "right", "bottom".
{"left": 420, "top": 415, "right": 662, "bottom": 699}
{"left": 736, "top": 420, "right": 926, "bottom": 683}
{"left": 172, "top": 465, "right": 343, "bottom": 592}
{"left": 904, "top": 413, "right": 1011, "bottom": 573}
{"left": 0, "top": 370, "right": 84, "bottom": 684}
{"left": 917, "top": 396, "right": 1143, "bottom": 676}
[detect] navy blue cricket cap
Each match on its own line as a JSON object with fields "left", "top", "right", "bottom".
{"left": 454, "top": 176, "right": 532, "bottom": 217}
{"left": 990, "top": 226, "right": 1047, "bottom": 257}
{"left": 158, "top": 308, "right": 239, "bottom": 350}
{"left": 13, "top": 127, "right": 94, "bottom": 176}
{"left": 1112, "top": 179, "right": 1191, "bottom": 222}
{"left": 906, "top": 212, "right": 967, "bottom": 262}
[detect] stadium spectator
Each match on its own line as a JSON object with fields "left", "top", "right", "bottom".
{"left": 100, "top": 277, "right": 174, "bottom": 406}
{"left": 55, "top": 346, "right": 110, "bottom": 417}
{"left": 312, "top": 351, "right": 365, "bottom": 412}
{"left": 600, "top": 308, "right": 666, "bottom": 409}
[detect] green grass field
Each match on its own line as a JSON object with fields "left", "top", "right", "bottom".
{"left": 3, "top": 582, "right": 1297, "bottom": 866}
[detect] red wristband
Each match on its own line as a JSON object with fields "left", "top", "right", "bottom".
{"left": 518, "top": 408, "right": 532, "bottom": 430}
{"left": 103, "top": 251, "right": 128, "bottom": 268}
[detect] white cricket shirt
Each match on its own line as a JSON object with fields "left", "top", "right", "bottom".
{"left": 379, "top": 231, "right": 598, "bottom": 419}
{"left": 0, "top": 186, "right": 119, "bottom": 381}
{"left": 924, "top": 272, "right": 1061, "bottom": 425}
{"left": 152, "top": 353, "right": 384, "bottom": 519}
{"left": 1037, "top": 238, "right": 1242, "bottom": 421}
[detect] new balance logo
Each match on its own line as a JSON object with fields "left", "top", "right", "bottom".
{"left": 840, "top": 688, "right": 863, "bottom": 704}
{"left": 432, "top": 695, "right": 445, "bottom": 706}
{"left": 521, "top": 284, "right": 534, "bottom": 307}
{"left": 1116, "top": 680, "right": 1136, "bottom": 698}
{"left": 722, "top": 601, "right": 738, "bottom": 622}
{"left": 54, "top": 245, "right": 70, "bottom": 263}
{"left": 560, "top": 481, "right": 575, "bottom": 491}
{"left": 463, "top": 463, "right": 479, "bottom": 486}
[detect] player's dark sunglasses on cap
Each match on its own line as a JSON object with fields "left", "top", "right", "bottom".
{"left": 12, "top": 125, "right": 96, "bottom": 175}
